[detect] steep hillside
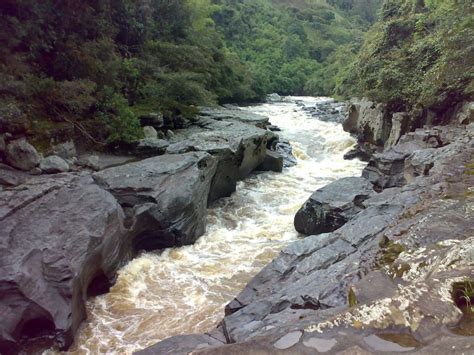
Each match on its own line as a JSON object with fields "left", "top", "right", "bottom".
{"left": 213, "top": 0, "right": 382, "bottom": 96}
{"left": 0, "top": 0, "right": 257, "bottom": 149}
{"left": 339, "top": 0, "right": 474, "bottom": 115}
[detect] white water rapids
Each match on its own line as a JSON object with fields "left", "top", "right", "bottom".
{"left": 62, "top": 97, "right": 365, "bottom": 354}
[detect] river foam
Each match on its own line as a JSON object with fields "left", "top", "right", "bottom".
{"left": 60, "top": 97, "right": 365, "bottom": 354}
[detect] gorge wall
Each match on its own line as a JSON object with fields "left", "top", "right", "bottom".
{"left": 0, "top": 107, "right": 284, "bottom": 354}
{"left": 139, "top": 98, "right": 474, "bottom": 354}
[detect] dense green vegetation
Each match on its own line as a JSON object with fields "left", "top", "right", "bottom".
{"left": 213, "top": 0, "right": 382, "bottom": 96}
{"left": 0, "top": 0, "right": 382, "bottom": 147}
{"left": 338, "top": 0, "right": 474, "bottom": 113}
{"left": 0, "top": 0, "right": 257, "bottom": 146}
{"left": 1, "top": 0, "right": 471, "bottom": 147}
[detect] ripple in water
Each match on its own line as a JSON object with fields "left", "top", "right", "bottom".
{"left": 59, "top": 97, "right": 366, "bottom": 354}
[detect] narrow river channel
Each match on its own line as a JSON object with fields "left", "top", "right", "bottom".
{"left": 65, "top": 97, "right": 365, "bottom": 354}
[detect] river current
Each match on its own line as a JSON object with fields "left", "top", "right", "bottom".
{"left": 63, "top": 97, "right": 365, "bottom": 354}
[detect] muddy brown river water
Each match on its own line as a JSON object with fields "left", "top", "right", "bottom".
{"left": 56, "top": 97, "right": 365, "bottom": 354}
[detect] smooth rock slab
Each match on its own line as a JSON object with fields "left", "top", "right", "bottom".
{"left": 303, "top": 337, "right": 337, "bottom": 352}
{"left": 273, "top": 331, "right": 302, "bottom": 350}
{"left": 294, "top": 177, "right": 374, "bottom": 235}
{"left": 0, "top": 175, "right": 128, "bottom": 353}
{"left": 94, "top": 152, "right": 217, "bottom": 250}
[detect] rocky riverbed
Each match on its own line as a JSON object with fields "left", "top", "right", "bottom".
{"left": 140, "top": 98, "right": 474, "bottom": 354}
{"left": 0, "top": 96, "right": 472, "bottom": 354}
{"left": 0, "top": 103, "right": 288, "bottom": 353}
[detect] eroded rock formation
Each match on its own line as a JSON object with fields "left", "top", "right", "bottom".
{"left": 0, "top": 106, "right": 283, "bottom": 354}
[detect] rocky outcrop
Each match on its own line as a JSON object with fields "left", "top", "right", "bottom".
{"left": 294, "top": 177, "right": 374, "bottom": 235}
{"left": 302, "top": 99, "right": 347, "bottom": 124}
{"left": 94, "top": 152, "right": 217, "bottom": 251}
{"left": 343, "top": 99, "right": 392, "bottom": 147}
{"left": 148, "top": 123, "right": 473, "bottom": 354}
{"left": 5, "top": 138, "right": 41, "bottom": 171}
{"left": 167, "top": 117, "right": 270, "bottom": 203}
{"left": 0, "top": 174, "right": 129, "bottom": 353}
{"left": 218, "top": 124, "right": 473, "bottom": 350}
{"left": 0, "top": 105, "right": 281, "bottom": 354}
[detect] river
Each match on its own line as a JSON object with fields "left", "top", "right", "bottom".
{"left": 63, "top": 97, "right": 365, "bottom": 354}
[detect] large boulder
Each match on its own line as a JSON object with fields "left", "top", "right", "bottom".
{"left": 5, "top": 138, "right": 41, "bottom": 171}
{"left": 40, "top": 155, "right": 70, "bottom": 174}
{"left": 49, "top": 140, "right": 76, "bottom": 159}
{"left": 0, "top": 175, "right": 128, "bottom": 353}
{"left": 294, "top": 177, "right": 374, "bottom": 235}
{"left": 94, "top": 152, "right": 217, "bottom": 251}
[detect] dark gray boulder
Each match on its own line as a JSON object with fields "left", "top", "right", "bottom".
{"left": 294, "top": 177, "right": 374, "bottom": 235}
{"left": 40, "top": 155, "right": 69, "bottom": 174}
{"left": 272, "top": 139, "right": 297, "bottom": 168}
{"left": 0, "top": 175, "right": 128, "bottom": 353}
{"left": 361, "top": 140, "right": 427, "bottom": 190}
{"left": 5, "top": 138, "right": 41, "bottom": 171}
{"left": 257, "top": 150, "right": 283, "bottom": 172}
{"left": 94, "top": 152, "right": 217, "bottom": 251}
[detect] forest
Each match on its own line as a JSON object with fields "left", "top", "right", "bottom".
{"left": 0, "top": 0, "right": 472, "bottom": 147}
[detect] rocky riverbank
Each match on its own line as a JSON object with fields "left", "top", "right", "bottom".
{"left": 139, "top": 99, "right": 474, "bottom": 354}
{"left": 0, "top": 106, "right": 290, "bottom": 354}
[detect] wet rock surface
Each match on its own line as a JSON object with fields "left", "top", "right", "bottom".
{"left": 294, "top": 177, "right": 374, "bottom": 235}
{"left": 0, "top": 106, "right": 282, "bottom": 353}
{"left": 301, "top": 99, "right": 347, "bottom": 124}
{"left": 149, "top": 120, "right": 473, "bottom": 354}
